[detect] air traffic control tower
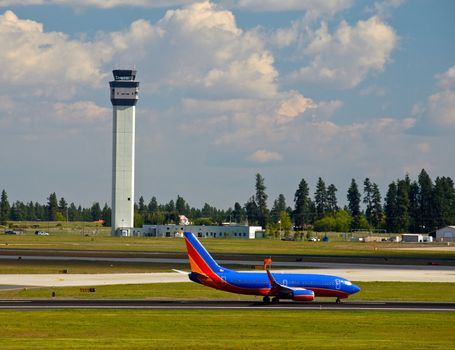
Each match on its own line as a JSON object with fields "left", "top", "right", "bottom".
{"left": 109, "top": 69, "right": 139, "bottom": 236}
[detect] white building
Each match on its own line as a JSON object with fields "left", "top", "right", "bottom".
{"left": 134, "top": 224, "right": 263, "bottom": 239}
{"left": 109, "top": 69, "right": 139, "bottom": 236}
{"left": 401, "top": 233, "right": 433, "bottom": 243}
{"left": 435, "top": 226, "right": 455, "bottom": 242}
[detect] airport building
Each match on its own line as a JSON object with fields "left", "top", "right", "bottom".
{"left": 435, "top": 226, "right": 455, "bottom": 242}
{"left": 109, "top": 69, "right": 139, "bottom": 236}
{"left": 133, "top": 224, "right": 264, "bottom": 239}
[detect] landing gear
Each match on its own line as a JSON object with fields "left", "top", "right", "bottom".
{"left": 272, "top": 297, "right": 280, "bottom": 304}
{"left": 336, "top": 297, "right": 341, "bottom": 304}
{"left": 263, "top": 296, "right": 270, "bottom": 304}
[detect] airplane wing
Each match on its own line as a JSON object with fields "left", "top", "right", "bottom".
{"left": 265, "top": 263, "right": 315, "bottom": 301}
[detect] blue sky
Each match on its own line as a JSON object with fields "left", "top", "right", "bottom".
{"left": 0, "top": 0, "right": 454, "bottom": 210}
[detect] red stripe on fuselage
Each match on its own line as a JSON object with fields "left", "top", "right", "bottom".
{"left": 306, "top": 287, "right": 350, "bottom": 298}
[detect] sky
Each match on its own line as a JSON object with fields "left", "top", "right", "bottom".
{"left": 0, "top": 0, "right": 454, "bottom": 210}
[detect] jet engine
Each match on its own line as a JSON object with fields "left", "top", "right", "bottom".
{"left": 291, "top": 289, "right": 315, "bottom": 301}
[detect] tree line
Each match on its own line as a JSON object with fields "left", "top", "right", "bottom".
{"left": 1, "top": 169, "right": 454, "bottom": 234}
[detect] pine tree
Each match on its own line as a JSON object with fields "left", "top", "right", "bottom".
{"left": 255, "top": 173, "right": 269, "bottom": 228}
{"left": 101, "top": 203, "right": 111, "bottom": 226}
{"left": 147, "top": 197, "right": 157, "bottom": 213}
{"left": 418, "top": 169, "right": 435, "bottom": 232}
{"left": 47, "top": 193, "right": 59, "bottom": 221}
{"left": 347, "top": 179, "right": 361, "bottom": 230}
{"left": 363, "top": 178, "right": 373, "bottom": 225}
{"left": 90, "top": 202, "right": 102, "bottom": 221}
{"left": 396, "top": 180, "right": 410, "bottom": 232}
{"left": 176, "top": 195, "right": 187, "bottom": 215}
{"left": 314, "top": 177, "right": 327, "bottom": 219}
{"left": 231, "top": 202, "right": 244, "bottom": 223}
{"left": 245, "top": 196, "right": 259, "bottom": 226}
{"left": 293, "top": 178, "right": 311, "bottom": 229}
{"left": 384, "top": 182, "right": 398, "bottom": 233}
{"left": 326, "top": 184, "right": 338, "bottom": 214}
{"left": 434, "top": 176, "right": 455, "bottom": 228}
{"left": 408, "top": 181, "right": 420, "bottom": 232}
{"left": 0, "top": 190, "right": 10, "bottom": 224}
{"left": 271, "top": 194, "right": 287, "bottom": 223}
{"left": 370, "top": 183, "right": 384, "bottom": 229}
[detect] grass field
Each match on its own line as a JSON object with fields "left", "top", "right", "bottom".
{"left": 2, "top": 233, "right": 454, "bottom": 260}
{"left": 0, "top": 309, "right": 453, "bottom": 349}
{"left": 1, "top": 282, "right": 454, "bottom": 302}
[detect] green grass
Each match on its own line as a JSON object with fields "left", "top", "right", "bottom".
{"left": 0, "top": 309, "right": 453, "bottom": 349}
{"left": 0, "top": 260, "right": 190, "bottom": 274}
{"left": 2, "top": 234, "right": 454, "bottom": 259}
{"left": 1, "top": 282, "right": 454, "bottom": 302}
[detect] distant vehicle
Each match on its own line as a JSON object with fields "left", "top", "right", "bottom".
{"left": 35, "top": 230, "right": 49, "bottom": 236}
{"left": 180, "top": 231, "right": 360, "bottom": 304}
{"left": 4, "top": 229, "right": 18, "bottom": 235}
{"left": 308, "top": 237, "right": 318, "bottom": 242}
{"left": 281, "top": 236, "right": 295, "bottom": 241}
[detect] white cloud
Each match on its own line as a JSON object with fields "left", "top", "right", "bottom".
{"left": 107, "top": 1, "right": 279, "bottom": 98}
{"left": 428, "top": 90, "right": 455, "bottom": 127}
{"left": 232, "top": 0, "right": 353, "bottom": 16}
{"left": 372, "top": 0, "right": 405, "bottom": 19}
{"left": 53, "top": 101, "right": 110, "bottom": 123}
{"left": 0, "top": 10, "right": 112, "bottom": 97}
{"left": 0, "top": 0, "right": 195, "bottom": 8}
{"left": 287, "top": 16, "right": 397, "bottom": 88}
{"left": 247, "top": 149, "right": 282, "bottom": 163}
{"left": 435, "top": 65, "right": 455, "bottom": 90}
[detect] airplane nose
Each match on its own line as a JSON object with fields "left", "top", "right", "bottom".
{"left": 351, "top": 283, "right": 361, "bottom": 294}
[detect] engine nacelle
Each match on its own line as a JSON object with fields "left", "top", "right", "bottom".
{"left": 291, "top": 289, "right": 315, "bottom": 301}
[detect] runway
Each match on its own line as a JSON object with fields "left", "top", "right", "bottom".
{"left": 0, "top": 299, "right": 453, "bottom": 311}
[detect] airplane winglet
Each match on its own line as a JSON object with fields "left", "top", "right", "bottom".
{"left": 263, "top": 257, "right": 272, "bottom": 270}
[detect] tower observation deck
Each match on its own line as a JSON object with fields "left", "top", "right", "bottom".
{"left": 109, "top": 69, "right": 139, "bottom": 236}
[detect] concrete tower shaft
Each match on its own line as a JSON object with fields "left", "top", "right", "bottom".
{"left": 110, "top": 69, "right": 139, "bottom": 236}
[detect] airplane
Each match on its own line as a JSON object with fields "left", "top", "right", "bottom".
{"left": 182, "top": 231, "right": 360, "bottom": 303}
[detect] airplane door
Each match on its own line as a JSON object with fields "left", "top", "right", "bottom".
{"left": 335, "top": 279, "right": 341, "bottom": 290}
{"left": 283, "top": 279, "right": 288, "bottom": 286}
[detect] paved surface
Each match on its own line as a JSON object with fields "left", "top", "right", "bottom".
{"left": 0, "top": 299, "right": 453, "bottom": 311}
{"left": 0, "top": 261, "right": 454, "bottom": 288}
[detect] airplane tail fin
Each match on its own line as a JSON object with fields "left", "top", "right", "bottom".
{"left": 183, "top": 232, "right": 222, "bottom": 278}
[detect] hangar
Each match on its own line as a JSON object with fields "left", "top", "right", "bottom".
{"left": 435, "top": 226, "right": 455, "bottom": 242}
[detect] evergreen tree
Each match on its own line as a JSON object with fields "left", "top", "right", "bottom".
{"left": 314, "top": 177, "right": 327, "bottom": 219}
{"left": 418, "top": 169, "right": 435, "bottom": 232}
{"left": 434, "top": 176, "right": 455, "bottom": 228}
{"left": 0, "top": 190, "right": 10, "bottom": 224}
{"left": 363, "top": 178, "right": 373, "bottom": 225}
{"left": 148, "top": 197, "right": 158, "bottom": 213}
{"left": 405, "top": 181, "right": 419, "bottom": 232}
{"left": 396, "top": 180, "right": 410, "bottom": 232}
{"left": 384, "top": 182, "right": 398, "bottom": 233}
{"left": 232, "top": 202, "right": 245, "bottom": 223}
{"left": 47, "top": 192, "right": 59, "bottom": 221}
{"left": 176, "top": 195, "right": 187, "bottom": 215}
{"left": 138, "top": 196, "right": 147, "bottom": 217}
{"left": 245, "top": 196, "right": 259, "bottom": 226}
{"left": 101, "top": 203, "right": 111, "bottom": 226}
{"left": 293, "top": 178, "right": 311, "bottom": 229}
{"left": 347, "top": 179, "right": 361, "bottom": 230}
{"left": 326, "top": 184, "right": 338, "bottom": 214}
{"left": 271, "top": 194, "right": 286, "bottom": 223}
{"left": 90, "top": 202, "right": 102, "bottom": 221}
{"left": 58, "top": 197, "right": 68, "bottom": 213}
{"left": 370, "top": 183, "right": 384, "bottom": 229}
{"left": 255, "top": 173, "right": 269, "bottom": 228}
